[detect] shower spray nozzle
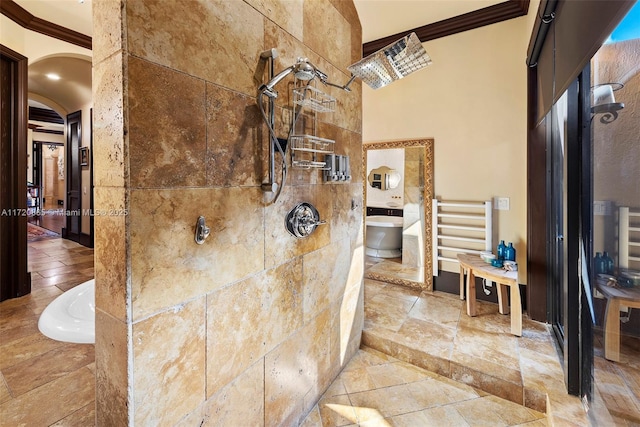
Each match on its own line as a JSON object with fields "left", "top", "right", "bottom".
{"left": 259, "top": 58, "right": 319, "bottom": 98}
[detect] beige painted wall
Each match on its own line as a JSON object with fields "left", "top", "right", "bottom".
{"left": 0, "top": 15, "right": 90, "bottom": 65}
{"left": 362, "top": 7, "right": 539, "bottom": 282}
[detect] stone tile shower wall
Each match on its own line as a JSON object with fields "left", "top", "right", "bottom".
{"left": 92, "top": 0, "right": 363, "bottom": 425}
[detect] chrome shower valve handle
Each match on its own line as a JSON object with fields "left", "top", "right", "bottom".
{"left": 285, "top": 202, "right": 325, "bottom": 239}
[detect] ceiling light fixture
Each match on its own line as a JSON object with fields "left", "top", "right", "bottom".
{"left": 46, "top": 73, "right": 61, "bottom": 81}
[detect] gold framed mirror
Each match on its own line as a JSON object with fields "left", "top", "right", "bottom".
{"left": 363, "top": 138, "right": 434, "bottom": 291}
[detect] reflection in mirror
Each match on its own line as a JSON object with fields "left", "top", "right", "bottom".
{"left": 368, "top": 166, "right": 402, "bottom": 190}
{"left": 363, "top": 139, "right": 434, "bottom": 291}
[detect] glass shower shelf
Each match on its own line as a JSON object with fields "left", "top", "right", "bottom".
{"left": 293, "top": 86, "right": 336, "bottom": 113}
{"left": 290, "top": 134, "right": 335, "bottom": 153}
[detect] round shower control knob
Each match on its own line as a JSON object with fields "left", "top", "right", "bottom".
{"left": 285, "top": 202, "right": 326, "bottom": 238}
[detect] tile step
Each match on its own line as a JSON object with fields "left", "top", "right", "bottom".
{"left": 361, "top": 329, "right": 547, "bottom": 413}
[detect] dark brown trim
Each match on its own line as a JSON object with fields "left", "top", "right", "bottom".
{"left": 526, "top": 66, "right": 548, "bottom": 322}
{"left": 89, "top": 108, "right": 94, "bottom": 248}
{"left": 0, "top": 0, "right": 92, "bottom": 50}
{"left": 29, "top": 106, "right": 64, "bottom": 124}
{"left": 33, "top": 129, "right": 64, "bottom": 135}
{"left": 0, "top": 44, "right": 31, "bottom": 300}
{"left": 33, "top": 140, "right": 63, "bottom": 147}
{"left": 363, "top": 0, "right": 530, "bottom": 57}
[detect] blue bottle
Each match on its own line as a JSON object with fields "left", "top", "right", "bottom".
{"left": 505, "top": 242, "right": 516, "bottom": 261}
{"left": 594, "top": 252, "right": 604, "bottom": 274}
{"left": 602, "top": 252, "right": 614, "bottom": 275}
{"left": 497, "top": 240, "right": 506, "bottom": 260}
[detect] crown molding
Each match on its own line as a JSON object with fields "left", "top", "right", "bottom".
{"left": 1, "top": 0, "right": 92, "bottom": 50}
{"left": 362, "top": 0, "right": 529, "bottom": 57}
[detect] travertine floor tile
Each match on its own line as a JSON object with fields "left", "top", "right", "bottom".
{"left": 357, "top": 278, "right": 638, "bottom": 425}
{"left": 406, "top": 376, "right": 480, "bottom": 408}
{"left": 364, "top": 293, "right": 416, "bottom": 332}
{"left": 0, "top": 373, "right": 11, "bottom": 404}
{"left": 50, "top": 402, "right": 96, "bottom": 426}
{"left": 339, "top": 366, "right": 378, "bottom": 394}
{"left": 365, "top": 360, "right": 433, "bottom": 389}
{"left": 348, "top": 384, "right": 425, "bottom": 419}
{"left": 3, "top": 343, "right": 94, "bottom": 396}
{"left": 3, "top": 238, "right": 637, "bottom": 426}
{"left": 388, "top": 406, "right": 471, "bottom": 427}
{"left": 318, "top": 394, "right": 359, "bottom": 426}
{"left": 0, "top": 367, "right": 95, "bottom": 426}
{"left": 408, "top": 291, "right": 463, "bottom": 329}
{"left": 303, "top": 347, "right": 547, "bottom": 427}
{"left": 395, "top": 317, "right": 456, "bottom": 360}
{"left": 452, "top": 395, "right": 544, "bottom": 426}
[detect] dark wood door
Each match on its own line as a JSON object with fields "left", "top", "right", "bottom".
{"left": 0, "top": 45, "right": 30, "bottom": 301}
{"left": 63, "top": 110, "right": 82, "bottom": 243}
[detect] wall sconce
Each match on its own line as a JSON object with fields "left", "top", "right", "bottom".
{"left": 591, "top": 83, "right": 624, "bottom": 124}
{"left": 47, "top": 144, "right": 58, "bottom": 151}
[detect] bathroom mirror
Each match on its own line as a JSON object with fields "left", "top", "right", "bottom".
{"left": 363, "top": 139, "right": 434, "bottom": 291}
{"left": 368, "top": 166, "right": 401, "bottom": 190}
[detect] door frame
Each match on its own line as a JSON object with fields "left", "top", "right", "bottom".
{"left": 62, "top": 110, "right": 86, "bottom": 246}
{"left": 544, "top": 68, "right": 593, "bottom": 399}
{"left": 578, "top": 65, "right": 593, "bottom": 405}
{"left": 0, "top": 44, "right": 30, "bottom": 301}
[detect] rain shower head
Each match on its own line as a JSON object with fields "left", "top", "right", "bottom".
{"left": 348, "top": 32, "right": 432, "bottom": 90}
{"left": 260, "top": 58, "right": 320, "bottom": 98}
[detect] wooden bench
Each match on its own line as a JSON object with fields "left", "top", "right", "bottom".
{"left": 595, "top": 281, "right": 640, "bottom": 362}
{"left": 457, "top": 253, "right": 521, "bottom": 336}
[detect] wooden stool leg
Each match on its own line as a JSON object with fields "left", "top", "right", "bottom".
{"left": 459, "top": 265, "right": 465, "bottom": 300}
{"left": 466, "top": 270, "right": 477, "bottom": 317}
{"left": 510, "top": 283, "right": 522, "bottom": 336}
{"left": 497, "top": 283, "right": 510, "bottom": 315}
{"left": 604, "top": 298, "right": 621, "bottom": 362}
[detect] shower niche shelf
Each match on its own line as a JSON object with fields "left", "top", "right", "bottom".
{"left": 290, "top": 135, "right": 334, "bottom": 153}
{"left": 293, "top": 86, "right": 336, "bottom": 113}
{"left": 290, "top": 83, "right": 335, "bottom": 169}
{"left": 290, "top": 134, "right": 335, "bottom": 169}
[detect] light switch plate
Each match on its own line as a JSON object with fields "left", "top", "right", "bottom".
{"left": 593, "top": 200, "right": 612, "bottom": 216}
{"left": 495, "top": 197, "right": 510, "bottom": 211}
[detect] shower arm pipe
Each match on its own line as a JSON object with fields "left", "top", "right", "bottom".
{"left": 301, "top": 59, "right": 357, "bottom": 93}
{"left": 319, "top": 74, "right": 357, "bottom": 92}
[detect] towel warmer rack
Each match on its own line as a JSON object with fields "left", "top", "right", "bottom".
{"left": 432, "top": 199, "right": 492, "bottom": 276}
{"left": 619, "top": 206, "right": 640, "bottom": 270}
